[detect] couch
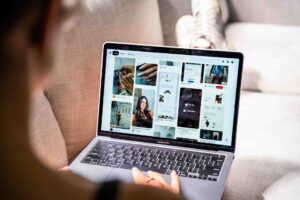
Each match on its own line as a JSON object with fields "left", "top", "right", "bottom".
{"left": 30, "top": 0, "right": 300, "bottom": 199}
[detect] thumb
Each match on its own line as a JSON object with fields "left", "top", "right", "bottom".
{"left": 132, "top": 167, "right": 147, "bottom": 185}
{"left": 170, "top": 170, "right": 180, "bottom": 194}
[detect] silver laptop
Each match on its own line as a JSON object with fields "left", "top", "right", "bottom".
{"left": 70, "top": 42, "right": 243, "bottom": 200}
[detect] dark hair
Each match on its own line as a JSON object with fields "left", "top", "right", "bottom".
{"left": 136, "top": 96, "right": 149, "bottom": 112}
{"left": 135, "top": 96, "right": 151, "bottom": 121}
{"left": 0, "top": 0, "right": 50, "bottom": 36}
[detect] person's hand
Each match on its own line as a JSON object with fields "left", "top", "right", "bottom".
{"left": 137, "top": 64, "right": 157, "bottom": 83}
{"left": 120, "top": 65, "right": 134, "bottom": 75}
{"left": 119, "top": 65, "right": 134, "bottom": 94}
{"left": 120, "top": 73, "right": 134, "bottom": 94}
{"left": 59, "top": 166, "right": 70, "bottom": 172}
{"left": 132, "top": 167, "right": 180, "bottom": 195}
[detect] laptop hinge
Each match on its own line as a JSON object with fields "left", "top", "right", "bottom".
{"left": 98, "top": 135, "right": 111, "bottom": 139}
{"left": 218, "top": 150, "right": 234, "bottom": 156}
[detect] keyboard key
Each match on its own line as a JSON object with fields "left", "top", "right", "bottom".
{"left": 109, "top": 163, "right": 120, "bottom": 168}
{"left": 178, "top": 172, "right": 188, "bottom": 177}
{"left": 185, "top": 162, "right": 191, "bottom": 168}
{"left": 120, "top": 164, "right": 132, "bottom": 170}
{"left": 114, "top": 158, "right": 125, "bottom": 163}
{"left": 215, "top": 161, "right": 223, "bottom": 167}
{"left": 211, "top": 171, "right": 220, "bottom": 176}
{"left": 148, "top": 149, "right": 156, "bottom": 154}
{"left": 161, "top": 165, "right": 169, "bottom": 171}
{"left": 188, "top": 168, "right": 198, "bottom": 173}
{"left": 158, "top": 155, "right": 167, "bottom": 159}
{"left": 168, "top": 156, "right": 176, "bottom": 160}
{"left": 81, "top": 158, "right": 92, "bottom": 164}
{"left": 107, "top": 157, "right": 115, "bottom": 162}
{"left": 208, "top": 177, "right": 217, "bottom": 181}
{"left": 115, "top": 155, "right": 123, "bottom": 159}
{"left": 138, "top": 166, "right": 152, "bottom": 172}
{"left": 188, "top": 175, "right": 198, "bottom": 179}
{"left": 149, "top": 158, "right": 158, "bottom": 163}
{"left": 91, "top": 159, "right": 100, "bottom": 165}
{"left": 206, "top": 166, "right": 221, "bottom": 172}
{"left": 100, "top": 161, "right": 109, "bottom": 166}
{"left": 179, "top": 167, "right": 189, "bottom": 173}
{"left": 167, "top": 160, "right": 176, "bottom": 166}
{"left": 177, "top": 157, "right": 184, "bottom": 162}
{"left": 123, "top": 155, "right": 131, "bottom": 160}
{"left": 169, "top": 165, "right": 179, "bottom": 171}
{"left": 152, "top": 168, "right": 167, "bottom": 174}
{"left": 88, "top": 153, "right": 101, "bottom": 159}
{"left": 198, "top": 175, "right": 208, "bottom": 180}
{"left": 142, "top": 162, "right": 152, "bottom": 168}
{"left": 123, "top": 160, "right": 132, "bottom": 165}
{"left": 185, "top": 158, "right": 194, "bottom": 163}
{"left": 140, "top": 157, "right": 148, "bottom": 161}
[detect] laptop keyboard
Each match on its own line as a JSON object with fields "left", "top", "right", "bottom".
{"left": 81, "top": 140, "right": 225, "bottom": 181}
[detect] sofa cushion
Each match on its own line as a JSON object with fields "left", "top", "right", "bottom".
{"left": 222, "top": 91, "right": 300, "bottom": 199}
{"left": 263, "top": 170, "right": 300, "bottom": 200}
{"left": 226, "top": 0, "right": 300, "bottom": 26}
{"left": 29, "top": 92, "right": 68, "bottom": 169}
{"left": 226, "top": 23, "right": 300, "bottom": 95}
{"left": 223, "top": 158, "right": 300, "bottom": 200}
{"left": 47, "top": 0, "right": 163, "bottom": 162}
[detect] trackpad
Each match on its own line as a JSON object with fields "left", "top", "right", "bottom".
{"left": 71, "top": 165, "right": 113, "bottom": 183}
{"left": 107, "top": 168, "right": 135, "bottom": 183}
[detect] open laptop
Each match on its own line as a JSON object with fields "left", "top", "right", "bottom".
{"left": 70, "top": 42, "right": 243, "bottom": 200}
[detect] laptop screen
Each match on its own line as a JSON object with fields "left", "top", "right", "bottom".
{"left": 99, "top": 43, "right": 242, "bottom": 149}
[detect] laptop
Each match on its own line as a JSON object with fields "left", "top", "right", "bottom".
{"left": 70, "top": 42, "right": 243, "bottom": 200}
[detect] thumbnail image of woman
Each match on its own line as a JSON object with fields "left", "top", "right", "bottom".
{"left": 132, "top": 96, "right": 154, "bottom": 128}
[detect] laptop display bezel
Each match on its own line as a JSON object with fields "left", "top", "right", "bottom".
{"left": 97, "top": 42, "right": 243, "bottom": 153}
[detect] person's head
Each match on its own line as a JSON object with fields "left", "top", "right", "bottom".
{"left": 136, "top": 96, "right": 148, "bottom": 112}
{"left": 0, "top": 0, "right": 80, "bottom": 96}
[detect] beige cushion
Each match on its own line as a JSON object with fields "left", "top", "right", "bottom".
{"left": 222, "top": 91, "right": 300, "bottom": 199}
{"left": 29, "top": 92, "right": 68, "bottom": 169}
{"left": 236, "top": 92, "right": 300, "bottom": 161}
{"left": 223, "top": 158, "right": 300, "bottom": 200}
{"left": 226, "top": 0, "right": 300, "bottom": 25}
{"left": 47, "top": 0, "right": 163, "bottom": 161}
{"left": 226, "top": 23, "right": 300, "bottom": 95}
{"left": 263, "top": 170, "right": 300, "bottom": 200}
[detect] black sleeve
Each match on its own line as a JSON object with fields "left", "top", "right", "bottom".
{"left": 95, "top": 180, "right": 120, "bottom": 200}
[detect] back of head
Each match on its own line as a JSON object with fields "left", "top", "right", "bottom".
{"left": 0, "top": 0, "right": 80, "bottom": 95}
{"left": 0, "top": 1, "right": 43, "bottom": 35}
